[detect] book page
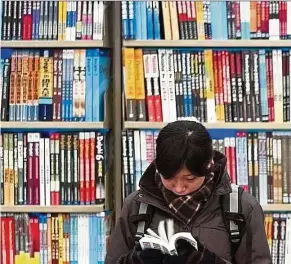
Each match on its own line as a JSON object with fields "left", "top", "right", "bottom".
{"left": 139, "top": 236, "right": 171, "bottom": 255}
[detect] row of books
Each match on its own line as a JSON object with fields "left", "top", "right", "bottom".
{"left": 0, "top": 132, "right": 108, "bottom": 206}
{"left": 123, "top": 48, "right": 291, "bottom": 123}
{"left": 122, "top": 1, "right": 291, "bottom": 40}
{"left": 1, "top": 48, "right": 111, "bottom": 122}
{"left": 1, "top": 1, "right": 108, "bottom": 41}
{"left": 0, "top": 212, "right": 113, "bottom": 264}
{"left": 265, "top": 213, "right": 291, "bottom": 264}
{"left": 122, "top": 129, "right": 291, "bottom": 205}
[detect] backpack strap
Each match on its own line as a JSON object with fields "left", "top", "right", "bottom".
{"left": 128, "top": 201, "right": 155, "bottom": 245}
{"left": 135, "top": 202, "right": 148, "bottom": 243}
{"left": 222, "top": 183, "right": 247, "bottom": 262}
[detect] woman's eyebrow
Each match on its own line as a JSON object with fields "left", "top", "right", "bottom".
{"left": 183, "top": 173, "right": 193, "bottom": 177}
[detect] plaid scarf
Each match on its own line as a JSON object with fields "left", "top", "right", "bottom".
{"left": 156, "top": 170, "right": 219, "bottom": 225}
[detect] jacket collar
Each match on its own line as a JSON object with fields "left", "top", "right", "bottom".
{"left": 139, "top": 150, "right": 232, "bottom": 201}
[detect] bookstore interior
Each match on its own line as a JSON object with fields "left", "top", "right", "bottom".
{"left": 1, "top": 1, "right": 291, "bottom": 263}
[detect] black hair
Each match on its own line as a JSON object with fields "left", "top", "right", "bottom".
{"left": 155, "top": 120, "right": 213, "bottom": 179}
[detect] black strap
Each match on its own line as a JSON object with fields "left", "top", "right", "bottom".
{"left": 222, "top": 185, "right": 248, "bottom": 263}
{"left": 131, "top": 202, "right": 155, "bottom": 244}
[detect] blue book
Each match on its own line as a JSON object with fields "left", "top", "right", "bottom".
{"left": 62, "top": 50, "right": 67, "bottom": 121}
{"left": 98, "top": 50, "right": 111, "bottom": 122}
{"left": 146, "top": 2, "right": 154, "bottom": 39}
{"left": 122, "top": 2, "right": 129, "bottom": 39}
{"left": 134, "top": 2, "right": 142, "bottom": 39}
{"left": 153, "top": 1, "right": 161, "bottom": 40}
{"left": 140, "top": 2, "right": 147, "bottom": 40}
{"left": 220, "top": 2, "right": 228, "bottom": 40}
{"left": 85, "top": 49, "right": 93, "bottom": 121}
{"left": 128, "top": 1, "right": 135, "bottom": 39}
{"left": 259, "top": 50, "right": 268, "bottom": 121}
{"left": 92, "top": 49, "right": 100, "bottom": 122}
{"left": 210, "top": 2, "right": 220, "bottom": 40}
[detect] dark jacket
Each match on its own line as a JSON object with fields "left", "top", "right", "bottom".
{"left": 105, "top": 152, "right": 272, "bottom": 264}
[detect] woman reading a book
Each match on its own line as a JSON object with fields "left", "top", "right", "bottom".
{"left": 105, "top": 120, "right": 271, "bottom": 264}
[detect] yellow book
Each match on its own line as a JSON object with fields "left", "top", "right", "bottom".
{"left": 205, "top": 50, "right": 216, "bottom": 123}
{"left": 34, "top": 252, "right": 40, "bottom": 264}
{"left": 123, "top": 48, "right": 136, "bottom": 120}
{"left": 59, "top": 214, "right": 64, "bottom": 264}
{"left": 169, "top": 2, "right": 179, "bottom": 40}
{"left": 47, "top": 214, "right": 52, "bottom": 264}
{"left": 62, "top": 1, "right": 67, "bottom": 40}
{"left": 58, "top": 1, "right": 63, "bottom": 40}
{"left": 4, "top": 133, "right": 9, "bottom": 205}
{"left": 38, "top": 52, "right": 53, "bottom": 101}
{"left": 162, "top": 2, "right": 172, "bottom": 40}
{"left": 195, "top": 2, "right": 205, "bottom": 40}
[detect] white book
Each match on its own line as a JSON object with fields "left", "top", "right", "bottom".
{"left": 287, "top": 3, "right": 291, "bottom": 38}
{"left": 70, "top": 1, "right": 77, "bottom": 41}
{"left": 275, "top": 50, "right": 283, "bottom": 123}
{"left": 50, "top": 135, "right": 55, "bottom": 199}
{"left": 45, "top": 138, "right": 50, "bottom": 206}
{"left": 17, "top": 134, "right": 24, "bottom": 204}
{"left": 140, "top": 219, "right": 198, "bottom": 255}
{"left": 39, "top": 138, "right": 45, "bottom": 206}
{"left": 65, "top": 2, "right": 72, "bottom": 41}
{"left": 97, "top": 1, "right": 104, "bottom": 40}
{"left": 73, "top": 50, "right": 80, "bottom": 119}
{"left": 166, "top": 49, "right": 177, "bottom": 122}
{"left": 93, "top": 1, "right": 99, "bottom": 40}
{"left": 158, "top": 49, "right": 170, "bottom": 122}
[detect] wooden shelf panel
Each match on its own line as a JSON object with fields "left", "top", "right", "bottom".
{"left": 1, "top": 121, "right": 109, "bottom": 129}
{"left": 1, "top": 205, "right": 104, "bottom": 213}
{"left": 1, "top": 204, "right": 290, "bottom": 213}
{"left": 123, "top": 40, "right": 291, "bottom": 48}
{"left": 2, "top": 40, "right": 109, "bottom": 48}
{"left": 262, "top": 204, "right": 291, "bottom": 212}
{"left": 124, "top": 122, "right": 291, "bottom": 130}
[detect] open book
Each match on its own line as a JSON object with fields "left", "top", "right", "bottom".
{"left": 139, "top": 218, "right": 198, "bottom": 256}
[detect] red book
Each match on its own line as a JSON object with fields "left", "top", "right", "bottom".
{"left": 54, "top": 133, "right": 60, "bottom": 205}
{"left": 79, "top": 133, "right": 85, "bottom": 204}
{"left": 217, "top": 51, "right": 224, "bottom": 121}
{"left": 8, "top": 216, "right": 15, "bottom": 264}
{"left": 234, "top": 2, "right": 241, "bottom": 39}
{"left": 143, "top": 51, "right": 156, "bottom": 121}
{"left": 265, "top": 2, "right": 270, "bottom": 38}
{"left": 267, "top": 52, "right": 275, "bottom": 121}
{"left": 151, "top": 51, "right": 163, "bottom": 122}
{"left": 90, "top": 133, "right": 96, "bottom": 204}
{"left": 85, "top": 133, "right": 91, "bottom": 204}
{"left": 230, "top": 138, "right": 237, "bottom": 184}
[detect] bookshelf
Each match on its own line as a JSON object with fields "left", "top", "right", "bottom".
{"left": 1, "top": 40, "right": 110, "bottom": 48}
{"left": 124, "top": 39, "right": 291, "bottom": 48}
{"left": 124, "top": 122, "right": 291, "bottom": 130}
{"left": 1, "top": 205, "right": 104, "bottom": 213}
{"left": 1, "top": 121, "right": 109, "bottom": 129}
{"left": 0, "top": 1, "right": 116, "bottom": 262}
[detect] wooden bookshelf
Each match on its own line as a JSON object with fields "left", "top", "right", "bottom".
{"left": 123, "top": 40, "right": 291, "bottom": 48}
{"left": 1, "top": 205, "right": 104, "bottom": 213}
{"left": 124, "top": 121, "right": 291, "bottom": 130}
{"left": 262, "top": 204, "right": 291, "bottom": 212}
{"left": 1, "top": 121, "right": 109, "bottom": 129}
{"left": 1, "top": 40, "right": 109, "bottom": 48}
